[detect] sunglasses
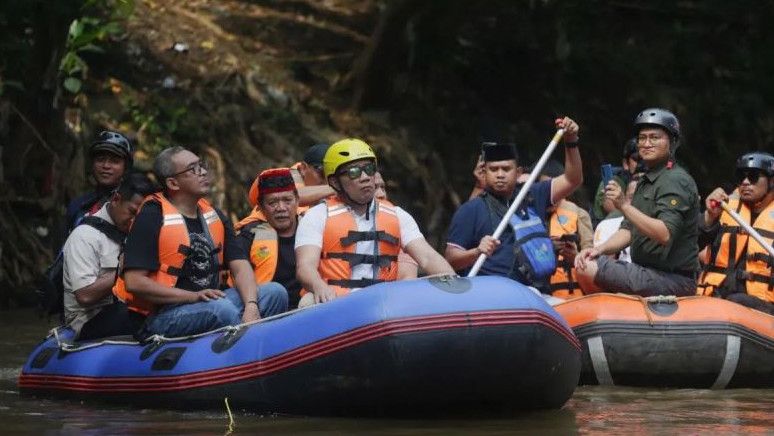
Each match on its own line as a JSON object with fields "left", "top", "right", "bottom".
{"left": 735, "top": 169, "right": 763, "bottom": 185}
{"left": 338, "top": 162, "right": 377, "bottom": 180}
{"left": 170, "top": 160, "right": 209, "bottom": 178}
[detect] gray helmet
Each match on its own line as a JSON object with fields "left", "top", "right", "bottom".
{"left": 736, "top": 152, "right": 774, "bottom": 176}
{"left": 634, "top": 108, "right": 680, "bottom": 138}
{"left": 90, "top": 131, "right": 133, "bottom": 167}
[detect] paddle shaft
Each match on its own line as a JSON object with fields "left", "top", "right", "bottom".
{"left": 711, "top": 199, "right": 774, "bottom": 259}
{"left": 468, "top": 129, "right": 565, "bottom": 277}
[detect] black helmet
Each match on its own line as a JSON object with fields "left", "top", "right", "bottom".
{"left": 622, "top": 136, "right": 638, "bottom": 159}
{"left": 736, "top": 152, "right": 774, "bottom": 176}
{"left": 634, "top": 108, "right": 680, "bottom": 138}
{"left": 90, "top": 131, "right": 133, "bottom": 167}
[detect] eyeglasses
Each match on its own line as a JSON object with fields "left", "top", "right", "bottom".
{"left": 170, "top": 161, "right": 208, "bottom": 178}
{"left": 735, "top": 169, "right": 763, "bottom": 185}
{"left": 338, "top": 162, "right": 377, "bottom": 180}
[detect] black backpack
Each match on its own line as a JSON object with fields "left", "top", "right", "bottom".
{"left": 37, "top": 216, "right": 126, "bottom": 318}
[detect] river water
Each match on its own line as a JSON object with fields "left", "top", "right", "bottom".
{"left": 1, "top": 309, "right": 772, "bottom": 434}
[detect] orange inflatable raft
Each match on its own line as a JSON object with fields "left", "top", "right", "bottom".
{"left": 555, "top": 294, "right": 774, "bottom": 389}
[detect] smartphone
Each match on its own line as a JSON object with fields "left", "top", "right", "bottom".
{"left": 601, "top": 164, "right": 613, "bottom": 187}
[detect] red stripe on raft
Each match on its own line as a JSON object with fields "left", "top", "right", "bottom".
{"left": 19, "top": 310, "right": 578, "bottom": 393}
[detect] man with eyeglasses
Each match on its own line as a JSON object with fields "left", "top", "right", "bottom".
{"left": 117, "top": 146, "right": 287, "bottom": 339}
{"left": 575, "top": 108, "right": 700, "bottom": 297}
{"left": 235, "top": 168, "right": 304, "bottom": 309}
{"left": 295, "top": 138, "right": 455, "bottom": 307}
{"left": 697, "top": 152, "right": 774, "bottom": 314}
{"left": 65, "top": 131, "right": 134, "bottom": 233}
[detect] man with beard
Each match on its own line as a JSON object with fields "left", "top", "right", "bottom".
{"left": 116, "top": 146, "right": 287, "bottom": 339}
{"left": 295, "top": 139, "right": 454, "bottom": 307}
{"left": 235, "top": 168, "right": 303, "bottom": 309}
{"left": 697, "top": 152, "right": 774, "bottom": 314}
{"left": 575, "top": 108, "right": 700, "bottom": 297}
{"left": 444, "top": 117, "right": 583, "bottom": 289}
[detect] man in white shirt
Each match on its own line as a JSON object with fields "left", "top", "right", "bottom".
{"left": 295, "top": 138, "right": 454, "bottom": 307}
{"left": 63, "top": 173, "right": 154, "bottom": 339}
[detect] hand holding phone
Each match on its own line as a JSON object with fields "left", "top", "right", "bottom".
{"left": 601, "top": 164, "right": 613, "bottom": 188}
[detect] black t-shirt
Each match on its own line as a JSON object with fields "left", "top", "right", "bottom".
{"left": 236, "top": 222, "right": 301, "bottom": 307}
{"left": 123, "top": 199, "right": 246, "bottom": 292}
{"left": 276, "top": 234, "right": 301, "bottom": 307}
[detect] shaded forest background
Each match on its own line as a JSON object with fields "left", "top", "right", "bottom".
{"left": 1, "top": 0, "right": 773, "bottom": 307}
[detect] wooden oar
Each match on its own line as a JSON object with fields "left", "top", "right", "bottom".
{"left": 710, "top": 199, "right": 774, "bottom": 259}
{"left": 468, "top": 129, "right": 565, "bottom": 277}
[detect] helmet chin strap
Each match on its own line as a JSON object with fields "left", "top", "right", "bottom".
{"left": 667, "top": 136, "right": 680, "bottom": 169}
{"left": 330, "top": 179, "right": 373, "bottom": 217}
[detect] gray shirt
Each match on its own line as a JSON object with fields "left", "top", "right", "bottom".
{"left": 62, "top": 204, "right": 119, "bottom": 334}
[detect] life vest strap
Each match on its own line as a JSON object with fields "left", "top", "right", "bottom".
{"left": 549, "top": 282, "right": 577, "bottom": 292}
{"left": 162, "top": 264, "right": 183, "bottom": 277}
{"left": 752, "top": 227, "right": 774, "bottom": 240}
{"left": 718, "top": 226, "right": 742, "bottom": 235}
{"left": 327, "top": 278, "right": 385, "bottom": 289}
{"left": 748, "top": 252, "right": 774, "bottom": 265}
{"left": 738, "top": 271, "right": 774, "bottom": 290}
{"left": 339, "top": 230, "right": 400, "bottom": 247}
{"left": 557, "top": 258, "right": 573, "bottom": 269}
{"left": 718, "top": 223, "right": 774, "bottom": 240}
{"left": 326, "top": 252, "right": 397, "bottom": 268}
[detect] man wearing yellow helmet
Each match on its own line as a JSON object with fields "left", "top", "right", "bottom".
{"left": 295, "top": 138, "right": 455, "bottom": 307}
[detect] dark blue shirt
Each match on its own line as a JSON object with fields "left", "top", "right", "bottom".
{"left": 446, "top": 180, "right": 553, "bottom": 277}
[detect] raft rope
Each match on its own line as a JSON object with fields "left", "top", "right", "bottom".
{"left": 48, "top": 308, "right": 301, "bottom": 352}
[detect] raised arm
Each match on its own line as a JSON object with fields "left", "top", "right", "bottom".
{"left": 550, "top": 117, "right": 584, "bottom": 204}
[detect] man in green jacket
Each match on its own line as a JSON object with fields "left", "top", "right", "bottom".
{"left": 575, "top": 108, "right": 700, "bottom": 296}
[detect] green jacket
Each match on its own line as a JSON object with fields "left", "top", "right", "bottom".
{"left": 620, "top": 161, "right": 700, "bottom": 273}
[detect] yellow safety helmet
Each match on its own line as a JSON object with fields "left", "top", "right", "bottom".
{"left": 323, "top": 138, "right": 377, "bottom": 178}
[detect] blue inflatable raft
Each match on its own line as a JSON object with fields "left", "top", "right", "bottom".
{"left": 19, "top": 276, "right": 581, "bottom": 416}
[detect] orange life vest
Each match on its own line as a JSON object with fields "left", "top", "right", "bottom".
{"left": 548, "top": 205, "right": 583, "bottom": 299}
{"left": 697, "top": 197, "right": 774, "bottom": 303}
{"left": 317, "top": 198, "right": 401, "bottom": 296}
{"left": 232, "top": 214, "right": 304, "bottom": 292}
{"left": 113, "top": 193, "right": 225, "bottom": 315}
{"left": 235, "top": 207, "right": 266, "bottom": 232}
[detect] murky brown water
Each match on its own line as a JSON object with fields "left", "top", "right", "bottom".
{"left": 2, "top": 309, "right": 772, "bottom": 434}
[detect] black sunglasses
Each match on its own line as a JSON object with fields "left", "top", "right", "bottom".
{"left": 338, "top": 162, "right": 377, "bottom": 180}
{"left": 735, "top": 169, "right": 763, "bottom": 185}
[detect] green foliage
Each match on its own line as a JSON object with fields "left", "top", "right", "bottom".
{"left": 362, "top": 0, "right": 774, "bottom": 199}
{"left": 122, "top": 93, "right": 203, "bottom": 155}
{"left": 59, "top": 0, "right": 135, "bottom": 95}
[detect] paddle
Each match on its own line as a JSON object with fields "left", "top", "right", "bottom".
{"left": 710, "top": 199, "right": 774, "bottom": 259}
{"left": 468, "top": 129, "right": 565, "bottom": 277}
